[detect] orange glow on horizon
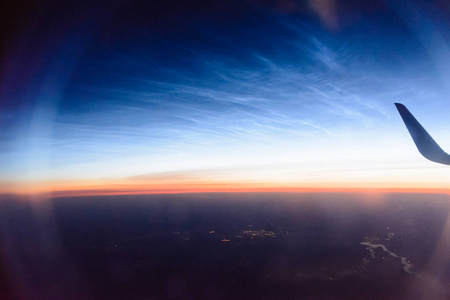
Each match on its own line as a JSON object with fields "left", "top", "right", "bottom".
{"left": 2, "top": 179, "right": 449, "bottom": 198}
{"left": 48, "top": 187, "right": 450, "bottom": 198}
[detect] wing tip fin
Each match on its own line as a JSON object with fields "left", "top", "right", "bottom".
{"left": 394, "top": 103, "right": 450, "bottom": 165}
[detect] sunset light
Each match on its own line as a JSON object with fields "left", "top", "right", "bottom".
{"left": 1, "top": 1, "right": 450, "bottom": 299}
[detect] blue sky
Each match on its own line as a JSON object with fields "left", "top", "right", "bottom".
{"left": 1, "top": 0, "right": 450, "bottom": 194}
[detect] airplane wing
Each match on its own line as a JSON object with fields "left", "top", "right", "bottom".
{"left": 395, "top": 103, "right": 450, "bottom": 165}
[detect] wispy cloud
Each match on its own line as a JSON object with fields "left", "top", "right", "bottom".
{"left": 2, "top": 1, "right": 450, "bottom": 190}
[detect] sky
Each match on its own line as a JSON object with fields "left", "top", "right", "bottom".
{"left": 1, "top": 0, "right": 450, "bottom": 196}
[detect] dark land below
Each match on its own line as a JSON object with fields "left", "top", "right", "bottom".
{"left": 1, "top": 192, "right": 450, "bottom": 299}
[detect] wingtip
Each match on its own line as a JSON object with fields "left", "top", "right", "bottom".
{"left": 394, "top": 103, "right": 409, "bottom": 115}
{"left": 394, "top": 102, "right": 450, "bottom": 165}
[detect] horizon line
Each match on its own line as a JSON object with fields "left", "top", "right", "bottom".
{"left": 2, "top": 186, "right": 449, "bottom": 199}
